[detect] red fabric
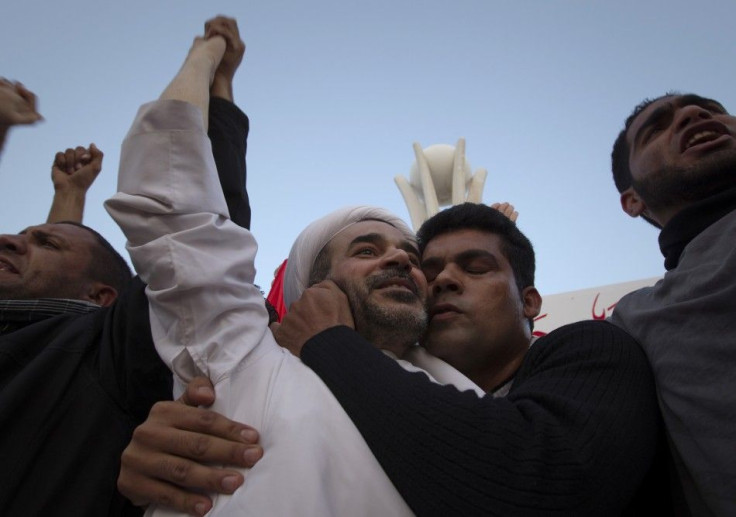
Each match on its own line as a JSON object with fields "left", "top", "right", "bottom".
{"left": 266, "top": 259, "right": 288, "bottom": 322}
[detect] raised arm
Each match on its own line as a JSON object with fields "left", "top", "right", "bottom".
{"left": 159, "top": 36, "right": 225, "bottom": 130}
{"left": 206, "top": 17, "right": 245, "bottom": 103}
{"left": 46, "top": 144, "right": 103, "bottom": 223}
{"left": 106, "top": 22, "right": 269, "bottom": 516}
{"left": 0, "top": 79, "right": 42, "bottom": 161}
{"left": 206, "top": 16, "right": 251, "bottom": 229}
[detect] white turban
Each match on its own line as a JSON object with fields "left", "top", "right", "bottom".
{"left": 282, "top": 206, "right": 415, "bottom": 309}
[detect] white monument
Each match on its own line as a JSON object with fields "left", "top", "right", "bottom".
{"left": 395, "top": 138, "right": 488, "bottom": 231}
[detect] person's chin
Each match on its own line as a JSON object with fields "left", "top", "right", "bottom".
{"left": 424, "top": 325, "right": 463, "bottom": 351}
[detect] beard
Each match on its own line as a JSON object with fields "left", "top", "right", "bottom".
{"left": 632, "top": 148, "right": 736, "bottom": 213}
{"left": 340, "top": 268, "right": 427, "bottom": 354}
{"left": 0, "top": 273, "right": 84, "bottom": 301}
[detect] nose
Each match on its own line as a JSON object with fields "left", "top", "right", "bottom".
{"left": 430, "top": 265, "right": 461, "bottom": 296}
{"left": 380, "top": 247, "right": 413, "bottom": 271}
{"left": 0, "top": 234, "right": 27, "bottom": 254}
{"left": 675, "top": 104, "right": 713, "bottom": 132}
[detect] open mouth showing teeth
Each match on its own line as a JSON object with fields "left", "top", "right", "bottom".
{"left": 378, "top": 280, "right": 415, "bottom": 293}
{"left": 686, "top": 130, "right": 723, "bottom": 150}
{"left": 0, "top": 260, "right": 18, "bottom": 273}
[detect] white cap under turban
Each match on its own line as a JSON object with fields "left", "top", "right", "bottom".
{"left": 282, "top": 205, "right": 415, "bottom": 309}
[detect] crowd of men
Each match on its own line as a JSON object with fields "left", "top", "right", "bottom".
{"left": 1, "top": 14, "right": 734, "bottom": 517}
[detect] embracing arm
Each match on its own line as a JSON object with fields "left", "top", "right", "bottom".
{"left": 301, "top": 321, "right": 661, "bottom": 515}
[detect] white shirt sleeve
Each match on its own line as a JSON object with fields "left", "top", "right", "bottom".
{"left": 105, "top": 99, "right": 270, "bottom": 385}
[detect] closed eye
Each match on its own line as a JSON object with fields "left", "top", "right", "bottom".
{"left": 40, "top": 238, "right": 60, "bottom": 250}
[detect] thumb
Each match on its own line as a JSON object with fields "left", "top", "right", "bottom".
{"left": 178, "top": 376, "right": 215, "bottom": 407}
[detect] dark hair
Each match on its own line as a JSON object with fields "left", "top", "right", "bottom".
{"left": 308, "top": 244, "right": 332, "bottom": 287}
{"left": 417, "top": 203, "right": 535, "bottom": 293}
{"left": 612, "top": 92, "right": 690, "bottom": 229}
{"left": 611, "top": 95, "right": 674, "bottom": 193}
{"left": 56, "top": 222, "right": 132, "bottom": 294}
{"left": 264, "top": 299, "right": 281, "bottom": 325}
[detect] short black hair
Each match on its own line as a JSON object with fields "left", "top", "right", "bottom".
{"left": 417, "top": 203, "right": 535, "bottom": 293}
{"left": 56, "top": 222, "right": 132, "bottom": 294}
{"left": 611, "top": 94, "right": 674, "bottom": 194}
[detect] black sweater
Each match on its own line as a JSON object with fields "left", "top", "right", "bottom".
{"left": 302, "top": 320, "right": 667, "bottom": 516}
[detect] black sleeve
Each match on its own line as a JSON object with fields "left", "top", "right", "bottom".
{"left": 301, "top": 321, "right": 661, "bottom": 516}
{"left": 208, "top": 97, "right": 250, "bottom": 229}
{"left": 98, "top": 277, "right": 173, "bottom": 423}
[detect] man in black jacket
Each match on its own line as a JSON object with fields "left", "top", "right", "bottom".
{"left": 0, "top": 16, "right": 260, "bottom": 517}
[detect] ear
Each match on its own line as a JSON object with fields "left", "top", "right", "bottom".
{"left": 521, "top": 286, "right": 542, "bottom": 320}
{"left": 85, "top": 282, "right": 118, "bottom": 307}
{"left": 620, "top": 187, "right": 647, "bottom": 218}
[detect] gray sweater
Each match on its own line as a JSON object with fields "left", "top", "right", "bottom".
{"left": 611, "top": 190, "right": 736, "bottom": 517}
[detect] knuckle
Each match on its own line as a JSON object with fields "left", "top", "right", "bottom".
{"left": 162, "top": 457, "right": 191, "bottom": 483}
{"left": 151, "top": 400, "right": 174, "bottom": 417}
{"left": 196, "top": 408, "right": 217, "bottom": 428}
{"left": 117, "top": 473, "right": 132, "bottom": 493}
{"left": 225, "top": 421, "right": 242, "bottom": 439}
{"left": 117, "top": 475, "right": 147, "bottom": 507}
{"left": 188, "top": 434, "right": 211, "bottom": 457}
{"left": 131, "top": 422, "right": 153, "bottom": 444}
{"left": 119, "top": 445, "right": 136, "bottom": 465}
{"left": 154, "top": 490, "right": 174, "bottom": 508}
{"left": 227, "top": 444, "right": 246, "bottom": 465}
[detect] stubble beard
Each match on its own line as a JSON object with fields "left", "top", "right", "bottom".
{"left": 633, "top": 148, "right": 736, "bottom": 212}
{"left": 342, "top": 270, "right": 428, "bottom": 354}
{"left": 0, "top": 270, "right": 87, "bottom": 301}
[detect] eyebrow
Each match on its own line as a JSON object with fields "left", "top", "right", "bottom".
{"left": 19, "top": 228, "right": 68, "bottom": 246}
{"left": 348, "top": 233, "right": 420, "bottom": 257}
{"left": 634, "top": 95, "right": 729, "bottom": 146}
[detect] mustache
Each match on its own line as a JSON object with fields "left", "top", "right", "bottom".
{"left": 366, "top": 268, "right": 419, "bottom": 295}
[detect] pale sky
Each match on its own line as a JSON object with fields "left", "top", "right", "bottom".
{"left": 2, "top": 0, "right": 735, "bottom": 295}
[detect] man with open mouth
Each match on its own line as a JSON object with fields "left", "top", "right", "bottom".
{"left": 610, "top": 93, "right": 736, "bottom": 516}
